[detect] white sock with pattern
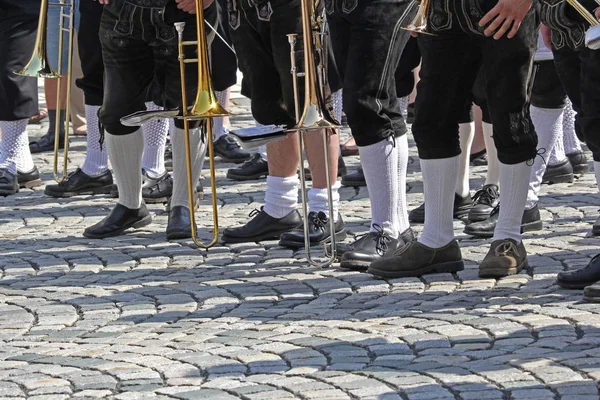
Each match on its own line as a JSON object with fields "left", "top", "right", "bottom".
{"left": 494, "top": 161, "right": 531, "bottom": 243}
{"left": 170, "top": 126, "right": 206, "bottom": 209}
{"left": 141, "top": 102, "right": 168, "bottom": 179}
{"left": 0, "top": 119, "right": 34, "bottom": 175}
{"left": 456, "top": 122, "right": 475, "bottom": 198}
{"left": 81, "top": 105, "right": 109, "bottom": 177}
{"left": 482, "top": 122, "right": 500, "bottom": 186}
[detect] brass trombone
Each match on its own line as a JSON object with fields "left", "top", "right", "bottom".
{"left": 174, "top": 1, "right": 230, "bottom": 249}
{"left": 565, "top": 0, "right": 600, "bottom": 49}
{"left": 287, "top": 0, "right": 340, "bottom": 268}
{"left": 122, "top": 1, "right": 228, "bottom": 249}
{"left": 401, "top": 0, "right": 434, "bottom": 35}
{"left": 15, "top": 0, "right": 75, "bottom": 183}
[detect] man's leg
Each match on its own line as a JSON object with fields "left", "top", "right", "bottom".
{"left": 369, "top": 32, "right": 479, "bottom": 278}
{"left": 0, "top": 9, "right": 42, "bottom": 196}
{"left": 83, "top": 3, "right": 154, "bottom": 239}
{"left": 478, "top": 14, "right": 539, "bottom": 278}
{"left": 45, "top": 0, "right": 113, "bottom": 198}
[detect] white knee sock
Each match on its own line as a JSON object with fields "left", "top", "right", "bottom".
{"left": 399, "top": 96, "right": 410, "bottom": 122}
{"left": 360, "top": 136, "right": 399, "bottom": 238}
{"left": 308, "top": 181, "right": 341, "bottom": 222}
{"left": 106, "top": 129, "right": 143, "bottom": 209}
{"left": 562, "top": 99, "right": 581, "bottom": 154}
{"left": 141, "top": 102, "right": 168, "bottom": 179}
{"left": 494, "top": 161, "right": 531, "bottom": 243}
{"left": 212, "top": 89, "right": 230, "bottom": 142}
{"left": 171, "top": 125, "right": 206, "bottom": 209}
{"left": 418, "top": 156, "right": 459, "bottom": 248}
{"left": 526, "top": 106, "right": 564, "bottom": 209}
{"left": 482, "top": 122, "right": 500, "bottom": 186}
{"left": 264, "top": 175, "right": 299, "bottom": 218}
{"left": 396, "top": 134, "right": 410, "bottom": 233}
{"left": 332, "top": 90, "right": 343, "bottom": 123}
{"left": 456, "top": 122, "right": 475, "bottom": 198}
{"left": 0, "top": 119, "right": 34, "bottom": 174}
{"left": 81, "top": 105, "right": 109, "bottom": 177}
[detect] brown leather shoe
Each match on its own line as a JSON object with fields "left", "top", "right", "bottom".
{"left": 479, "top": 239, "right": 528, "bottom": 278}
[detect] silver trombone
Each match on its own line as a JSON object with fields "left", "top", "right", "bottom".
{"left": 286, "top": 0, "right": 340, "bottom": 268}
{"left": 15, "top": 0, "right": 76, "bottom": 183}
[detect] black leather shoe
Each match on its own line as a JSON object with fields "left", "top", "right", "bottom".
{"left": 166, "top": 205, "right": 194, "bottom": 240}
{"left": 214, "top": 134, "right": 252, "bottom": 164}
{"left": 142, "top": 169, "right": 173, "bottom": 203}
{"left": 584, "top": 283, "right": 600, "bottom": 303}
{"left": 369, "top": 239, "right": 464, "bottom": 278}
{"left": 464, "top": 204, "right": 543, "bottom": 238}
{"left": 592, "top": 214, "right": 600, "bottom": 236}
{"left": 468, "top": 184, "right": 499, "bottom": 223}
{"left": 409, "top": 193, "right": 472, "bottom": 223}
{"left": 568, "top": 150, "right": 589, "bottom": 175}
{"left": 221, "top": 208, "right": 302, "bottom": 243}
{"left": 557, "top": 254, "right": 600, "bottom": 289}
{"left": 542, "top": 159, "right": 574, "bottom": 184}
{"left": 0, "top": 168, "right": 18, "bottom": 196}
{"left": 340, "top": 226, "right": 415, "bottom": 270}
{"left": 279, "top": 211, "right": 346, "bottom": 249}
{"left": 226, "top": 154, "right": 268, "bottom": 181}
{"left": 303, "top": 155, "right": 348, "bottom": 181}
{"left": 17, "top": 166, "right": 42, "bottom": 188}
{"left": 341, "top": 167, "right": 366, "bottom": 187}
{"left": 29, "top": 131, "right": 65, "bottom": 153}
{"left": 45, "top": 168, "right": 113, "bottom": 198}
{"left": 83, "top": 203, "right": 152, "bottom": 239}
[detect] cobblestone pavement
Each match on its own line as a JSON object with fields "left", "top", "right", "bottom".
{"left": 1, "top": 82, "right": 600, "bottom": 399}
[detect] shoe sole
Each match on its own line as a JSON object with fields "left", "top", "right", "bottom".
{"left": 410, "top": 205, "right": 471, "bottom": 224}
{"left": 368, "top": 260, "right": 464, "bottom": 278}
{"left": 20, "top": 179, "right": 42, "bottom": 189}
{"left": 221, "top": 226, "right": 301, "bottom": 244}
{"left": 339, "top": 258, "right": 370, "bottom": 270}
{"left": 583, "top": 294, "right": 600, "bottom": 303}
{"left": 226, "top": 171, "right": 268, "bottom": 181}
{"left": 542, "top": 174, "right": 574, "bottom": 184}
{"left": 217, "top": 156, "right": 252, "bottom": 164}
{"left": 556, "top": 281, "right": 593, "bottom": 290}
{"left": 44, "top": 184, "right": 114, "bottom": 198}
{"left": 464, "top": 220, "right": 543, "bottom": 238}
{"left": 83, "top": 215, "right": 152, "bottom": 239}
{"left": 278, "top": 230, "right": 347, "bottom": 250}
{"left": 573, "top": 164, "right": 589, "bottom": 175}
{"left": 341, "top": 179, "right": 366, "bottom": 187}
{"left": 479, "top": 259, "right": 528, "bottom": 278}
{"left": 0, "top": 188, "right": 18, "bottom": 196}
{"left": 166, "top": 230, "right": 192, "bottom": 241}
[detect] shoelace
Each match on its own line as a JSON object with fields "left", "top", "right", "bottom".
{"left": 248, "top": 208, "right": 262, "bottom": 218}
{"left": 472, "top": 185, "right": 498, "bottom": 207}
{"left": 494, "top": 240, "right": 520, "bottom": 257}
{"left": 372, "top": 224, "right": 392, "bottom": 254}
{"left": 526, "top": 148, "right": 547, "bottom": 167}
{"left": 490, "top": 204, "right": 500, "bottom": 217}
{"left": 584, "top": 254, "right": 600, "bottom": 269}
{"left": 310, "top": 213, "right": 327, "bottom": 231}
{"left": 241, "top": 153, "right": 263, "bottom": 168}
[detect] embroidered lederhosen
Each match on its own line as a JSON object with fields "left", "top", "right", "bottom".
{"left": 539, "top": 0, "right": 592, "bottom": 50}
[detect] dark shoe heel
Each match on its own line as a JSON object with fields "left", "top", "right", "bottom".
{"left": 522, "top": 220, "right": 543, "bottom": 233}
{"left": 133, "top": 215, "right": 152, "bottom": 229}
{"left": 433, "top": 260, "right": 465, "bottom": 274}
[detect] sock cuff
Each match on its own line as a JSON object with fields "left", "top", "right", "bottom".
{"left": 266, "top": 175, "right": 300, "bottom": 189}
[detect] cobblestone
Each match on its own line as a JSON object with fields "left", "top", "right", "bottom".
{"left": 0, "top": 80, "right": 599, "bottom": 398}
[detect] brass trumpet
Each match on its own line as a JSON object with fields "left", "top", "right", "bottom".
{"left": 15, "top": 0, "right": 75, "bottom": 183}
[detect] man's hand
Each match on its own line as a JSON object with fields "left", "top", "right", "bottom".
{"left": 98, "top": 0, "right": 109, "bottom": 4}
{"left": 175, "top": 0, "right": 214, "bottom": 13}
{"left": 595, "top": 7, "right": 600, "bottom": 19}
{"left": 540, "top": 24, "right": 552, "bottom": 49}
{"left": 479, "top": 0, "right": 533, "bottom": 39}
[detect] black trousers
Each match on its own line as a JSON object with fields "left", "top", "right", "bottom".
{"left": 75, "top": 0, "right": 104, "bottom": 107}
{"left": 210, "top": 0, "right": 237, "bottom": 92}
{"left": 553, "top": 46, "right": 600, "bottom": 161}
{"left": 326, "top": 0, "right": 416, "bottom": 147}
{"left": 413, "top": 0, "right": 539, "bottom": 165}
{"left": 531, "top": 60, "right": 568, "bottom": 110}
{"left": 99, "top": 0, "right": 217, "bottom": 135}
{"left": 0, "top": 1, "right": 39, "bottom": 121}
